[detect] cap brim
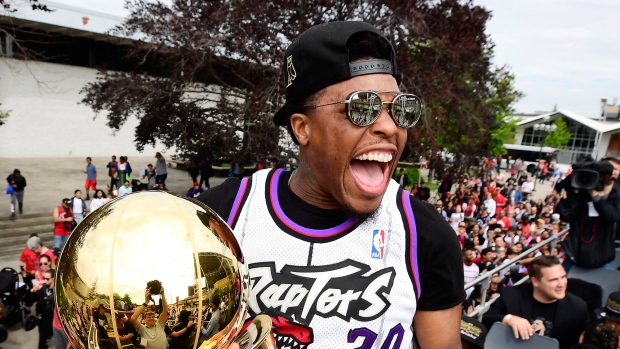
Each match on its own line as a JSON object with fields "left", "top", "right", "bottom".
{"left": 273, "top": 102, "right": 294, "bottom": 126}
{"left": 596, "top": 307, "right": 620, "bottom": 323}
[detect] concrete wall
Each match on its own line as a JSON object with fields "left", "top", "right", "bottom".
{"left": 0, "top": 58, "right": 169, "bottom": 158}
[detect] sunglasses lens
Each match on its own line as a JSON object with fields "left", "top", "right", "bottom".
{"left": 348, "top": 91, "right": 381, "bottom": 126}
{"left": 392, "top": 94, "right": 421, "bottom": 128}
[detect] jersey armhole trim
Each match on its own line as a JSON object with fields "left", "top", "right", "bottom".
{"left": 400, "top": 190, "right": 421, "bottom": 300}
{"left": 227, "top": 177, "right": 251, "bottom": 229}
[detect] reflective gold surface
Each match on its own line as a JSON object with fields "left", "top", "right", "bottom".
{"left": 55, "top": 192, "right": 250, "bottom": 349}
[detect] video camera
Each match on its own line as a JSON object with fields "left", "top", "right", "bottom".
{"left": 558, "top": 155, "right": 614, "bottom": 192}
{"left": 571, "top": 158, "right": 604, "bottom": 191}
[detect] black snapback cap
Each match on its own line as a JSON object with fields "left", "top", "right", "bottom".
{"left": 273, "top": 21, "right": 398, "bottom": 126}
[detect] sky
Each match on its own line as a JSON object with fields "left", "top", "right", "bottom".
{"left": 22, "top": 0, "right": 620, "bottom": 118}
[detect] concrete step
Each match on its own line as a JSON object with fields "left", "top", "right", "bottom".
{"left": 0, "top": 211, "right": 56, "bottom": 262}
{"left": 0, "top": 216, "right": 53, "bottom": 230}
{"left": 0, "top": 236, "right": 55, "bottom": 262}
{"left": 0, "top": 212, "right": 49, "bottom": 222}
{"left": 0, "top": 223, "right": 53, "bottom": 239}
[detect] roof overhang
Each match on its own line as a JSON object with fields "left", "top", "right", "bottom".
{"left": 0, "top": 15, "right": 132, "bottom": 45}
{"left": 503, "top": 144, "right": 559, "bottom": 153}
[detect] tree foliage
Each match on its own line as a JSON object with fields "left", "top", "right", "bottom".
{"left": 79, "top": 0, "right": 521, "bottom": 164}
{"left": 545, "top": 117, "right": 572, "bottom": 148}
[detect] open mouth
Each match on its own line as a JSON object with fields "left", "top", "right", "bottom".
{"left": 350, "top": 151, "right": 393, "bottom": 195}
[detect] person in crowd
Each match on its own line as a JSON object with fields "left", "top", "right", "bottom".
{"left": 131, "top": 286, "right": 169, "bottom": 349}
{"left": 31, "top": 269, "right": 56, "bottom": 349}
{"left": 439, "top": 171, "right": 453, "bottom": 200}
{"left": 19, "top": 233, "right": 40, "bottom": 286}
{"left": 415, "top": 181, "right": 431, "bottom": 201}
{"left": 155, "top": 152, "right": 168, "bottom": 186}
{"left": 450, "top": 205, "right": 465, "bottom": 231}
{"left": 6, "top": 168, "right": 26, "bottom": 220}
{"left": 463, "top": 284, "right": 488, "bottom": 316}
{"left": 197, "top": 21, "right": 464, "bottom": 348}
{"left": 106, "top": 155, "right": 118, "bottom": 193}
{"left": 52, "top": 307, "right": 71, "bottom": 349}
{"left": 436, "top": 199, "right": 449, "bottom": 221}
{"left": 463, "top": 196, "right": 477, "bottom": 219}
{"left": 463, "top": 249, "right": 480, "bottom": 298}
{"left": 199, "top": 157, "right": 214, "bottom": 189}
{"left": 119, "top": 180, "right": 132, "bottom": 196}
{"left": 395, "top": 168, "right": 409, "bottom": 188}
{"left": 69, "top": 189, "right": 87, "bottom": 224}
{"left": 90, "top": 189, "right": 107, "bottom": 212}
{"left": 35, "top": 254, "right": 54, "bottom": 287}
{"left": 477, "top": 247, "right": 497, "bottom": 272}
{"left": 53, "top": 198, "right": 74, "bottom": 253}
{"left": 168, "top": 310, "right": 196, "bottom": 349}
{"left": 116, "top": 313, "right": 138, "bottom": 347}
{"left": 483, "top": 255, "right": 588, "bottom": 348}
{"left": 82, "top": 157, "right": 97, "bottom": 200}
{"left": 187, "top": 182, "right": 204, "bottom": 199}
{"left": 115, "top": 156, "right": 132, "bottom": 188}
{"left": 557, "top": 159, "right": 620, "bottom": 270}
{"left": 521, "top": 176, "right": 534, "bottom": 199}
{"left": 486, "top": 272, "right": 504, "bottom": 298}
{"left": 595, "top": 291, "right": 620, "bottom": 346}
{"left": 483, "top": 192, "right": 496, "bottom": 217}
{"left": 567, "top": 322, "right": 618, "bottom": 349}
{"left": 91, "top": 305, "right": 114, "bottom": 349}
{"left": 201, "top": 296, "right": 221, "bottom": 342}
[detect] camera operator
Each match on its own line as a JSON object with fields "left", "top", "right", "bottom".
{"left": 556, "top": 158, "right": 620, "bottom": 269}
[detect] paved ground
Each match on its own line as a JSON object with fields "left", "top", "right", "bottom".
{"left": 0, "top": 157, "right": 555, "bottom": 348}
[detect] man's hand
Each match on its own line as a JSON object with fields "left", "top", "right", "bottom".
{"left": 145, "top": 287, "right": 151, "bottom": 303}
{"left": 506, "top": 315, "right": 534, "bottom": 340}
{"left": 187, "top": 320, "right": 194, "bottom": 328}
{"left": 160, "top": 286, "right": 165, "bottom": 296}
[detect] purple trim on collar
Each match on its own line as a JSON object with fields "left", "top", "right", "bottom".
{"left": 270, "top": 169, "right": 356, "bottom": 238}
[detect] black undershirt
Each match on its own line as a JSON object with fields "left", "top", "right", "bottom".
{"left": 197, "top": 170, "right": 465, "bottom": 311}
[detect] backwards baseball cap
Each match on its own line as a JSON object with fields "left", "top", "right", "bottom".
{"left": 597, "top": 291, "right": 620, "bottom": 323}
{"left": 460, "top": 315, "right": 487, "bottom": 348}
{"left": 273, "top": 21, "right": 397, "bottom": 126}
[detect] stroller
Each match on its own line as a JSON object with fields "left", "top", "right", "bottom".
{"left": 0, "top": 267, "right": 38, "bottom": 343}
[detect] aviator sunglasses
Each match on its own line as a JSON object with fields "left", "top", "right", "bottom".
{"left": 303, "top": 90, "right": 422, "bottom": 128}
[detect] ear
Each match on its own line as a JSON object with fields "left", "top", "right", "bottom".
{"left": 530, "top": 277, "right": 539, "bottom": 288}
{"left": 290, "top": 112, "right": 311, "bottom": 146}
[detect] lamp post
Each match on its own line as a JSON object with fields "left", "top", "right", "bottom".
{"left": 532, "top": 123, "right": 557, "bottom": 190}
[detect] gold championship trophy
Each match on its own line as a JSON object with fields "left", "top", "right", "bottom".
{"left": 55, "top": 192, "right": 276, "bottom": 349}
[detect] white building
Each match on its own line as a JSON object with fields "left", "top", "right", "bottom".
{"left": 0, "top": 3, "right": 168, "bottom": 158}
{"left": 508, "top": 106, "right": 620, "bottom": 164}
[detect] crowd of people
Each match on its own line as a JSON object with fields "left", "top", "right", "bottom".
{"left": 6, "top": 18, "right": 620, "bottom": 349}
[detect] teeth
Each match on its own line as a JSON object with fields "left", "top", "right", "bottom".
{"left": 354, "top": 152, "right": 392, "bottom": 162}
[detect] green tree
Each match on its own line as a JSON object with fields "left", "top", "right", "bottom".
{"left": 488, "top": 73, "right": 521, "bottom": 155}
{"left": 78, "top": 0, "right": 520, "bottom": 165}
{"left": 544, "top": 117, "right": 572, "bottom": 148}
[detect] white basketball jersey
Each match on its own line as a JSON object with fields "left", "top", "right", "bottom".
{"left": 228, "top": 169, "right": 420, "bottom": 349}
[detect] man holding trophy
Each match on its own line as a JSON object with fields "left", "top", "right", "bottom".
{"left": 199, "top": 21, "right": 465, "bottom": 348}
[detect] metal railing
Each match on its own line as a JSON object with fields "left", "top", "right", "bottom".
{"left": 465, "top": 228, "right": 570, "bottom": 321}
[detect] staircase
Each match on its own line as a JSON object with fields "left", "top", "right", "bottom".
{"left": 0, "top": 212, "right": 54, "bottom": 262}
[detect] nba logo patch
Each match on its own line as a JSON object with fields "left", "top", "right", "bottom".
{"left": 371, "top": 229, "right": 386, "bottom": 259}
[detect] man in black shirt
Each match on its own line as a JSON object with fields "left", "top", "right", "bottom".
{"left": 483, "top": 256, "right": 588, "bottom": 348}
{"left": 198, "top": 21, "right": 464, "bottom": 348}
{"left": 416, "top": 181, "right": 431, "bottom": 201}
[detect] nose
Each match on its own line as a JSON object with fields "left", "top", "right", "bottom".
{"left": 369, "top": 103, "right": 399, "bottom": 138}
